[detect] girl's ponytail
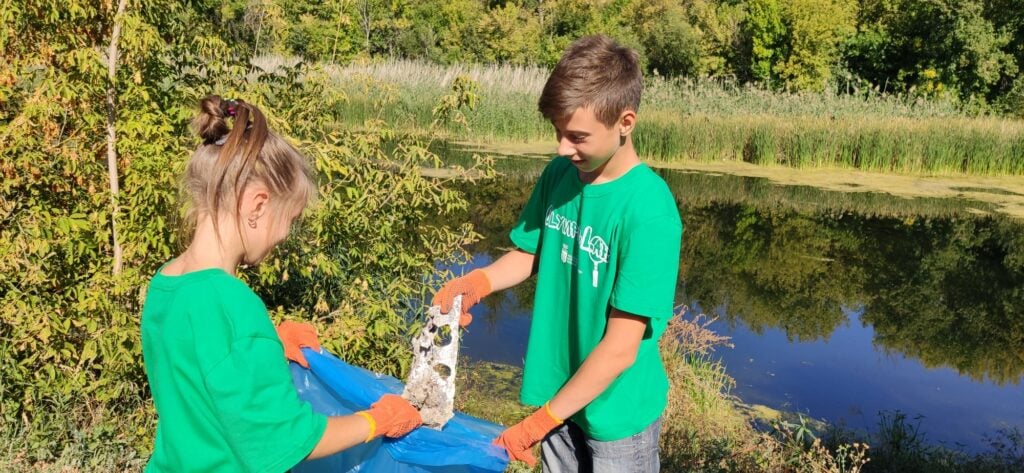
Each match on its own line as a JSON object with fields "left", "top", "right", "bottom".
{"left": 182, "top": 95, "right": 315, "bottom": 242}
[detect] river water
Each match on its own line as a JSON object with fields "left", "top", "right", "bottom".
{"left": 441, "top": 153, "right": 1024, "bottom": 452}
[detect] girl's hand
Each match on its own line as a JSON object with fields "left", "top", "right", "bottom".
{"left": 358, "top": 394, "right": 423, "bottom": 440}
{"left": 276, "top": 320, "right": 320, "bottom": 368}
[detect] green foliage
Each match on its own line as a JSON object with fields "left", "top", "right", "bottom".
{"left": 998, "top": 75, "right": 1024, "bottom": 117}
{"left": 477, "top": 2, "right": 546, "bottom": 66}
{"left": 225, "top": 0, "right": 1024, "bottom": 112}
{"left": 628, "top": 0, "right": 702, "bottom": 77}
{"left": 210, "top": 0, "right": 1024, "bottom": 113}
{"left": 686, "top": 0, "right": 747, "bottom": 77}
{"left": 432, "top": 75, "right": 481, "bottom": 131}
{"left": 745, "top": 0, "right": 786, "bottom": 84}
{"left": 846, "top": 0, "right": 1019, "bottom": 108}
{"left": 1, "top": 0, "right": 202, "bottom": 450}
{"left": 1, "top": 0, "right": 490, "bottom": 464}
{"left": 773, "top": 0, "right": 856, "bottom": 92}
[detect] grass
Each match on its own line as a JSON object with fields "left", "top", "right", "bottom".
{"left": 0, "top": 412, "right": 147, "bottom": 473}
{"left": 860, "top": 411, "right": 1024, "bottom": 473}
{"left": 283, "top": 56, "right": 1024, "bottom": 176}
{"left": 453, "top": 362, "right": 537, "bottom": 473}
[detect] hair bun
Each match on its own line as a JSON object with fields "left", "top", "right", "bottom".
{"left": 193, "top": 95, "right": 231, "bottom": 142}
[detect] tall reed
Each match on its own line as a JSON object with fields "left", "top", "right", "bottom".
{"left": 313, "top": 57, "right": 1024, "bottom": 176}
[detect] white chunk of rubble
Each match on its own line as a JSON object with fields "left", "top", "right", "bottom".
{"left": 402, "top": 295, "right": 461, "bottom": 429}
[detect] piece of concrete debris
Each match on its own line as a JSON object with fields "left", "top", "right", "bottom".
{"left": 402, "top": 295, "right": 462, "bottom": 429}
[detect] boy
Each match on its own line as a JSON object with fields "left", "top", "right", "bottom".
{"left": 433, "top": 35, "right": 682, "bottom": 472}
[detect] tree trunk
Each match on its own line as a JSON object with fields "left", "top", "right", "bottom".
{"left": 252, "top": 4, "right": 264, "bottom": 71}
{"left": 106, "top": 0, "right": 128, "bottom": 276}
{"left": 331, "top": 0, "right": 349, "bottom": 64}
{"left": 360, "top": 0, "right": 371, "bottom": 53}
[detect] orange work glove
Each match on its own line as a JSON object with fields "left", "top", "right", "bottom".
{"left": 275, "top": 320, "right": 320, "bottom": 369}
{"left": 355, "top": 394, "right": 423, "bottom": 441}
{"left": 493, "top": 402, "right": 563, "bottom": 467}
{"left": 431, "top": 269, "right": 492, "bottom": 327}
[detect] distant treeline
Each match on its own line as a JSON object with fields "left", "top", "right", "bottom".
{"left": 228, "top": 0, "right": 1024, "bottom": 116}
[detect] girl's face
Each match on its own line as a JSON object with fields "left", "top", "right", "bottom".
{"left": 238, "top": 185, "right": 304, "bottom": 265}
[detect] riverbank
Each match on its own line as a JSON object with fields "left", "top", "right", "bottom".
{"left": 446, "top": 140, "right": 1024, "bottom": 219}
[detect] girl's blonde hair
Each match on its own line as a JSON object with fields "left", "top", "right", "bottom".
{"left": 184, "top": 95, "right": 316, "bottom": 239}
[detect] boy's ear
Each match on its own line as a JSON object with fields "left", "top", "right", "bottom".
{"left": 618, "top": 110, "right": 637, "bottom": 136}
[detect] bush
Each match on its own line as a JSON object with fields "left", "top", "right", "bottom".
{"left": 1, "top": 2, "right": 491, "bottom": 463}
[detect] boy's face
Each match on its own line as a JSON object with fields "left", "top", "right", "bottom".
{"left": 552, "top": 106, "right": 629, "bottom": 175}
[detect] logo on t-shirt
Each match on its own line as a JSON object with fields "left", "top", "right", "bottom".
{"left": 560, "top": 244, "right": 576, "bottom": 266}
{"left": 545, "top": 206, "right": 609, "bottom": 287}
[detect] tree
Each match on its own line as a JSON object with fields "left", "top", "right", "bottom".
{"left": 845, "top": 0, "right": 1018, "bottom": 107}
{"left": 628, "top": 0, "right": 702, "bottom": 77}
{"left": 106, "top": 0, "right": 129, "bottom": 275}
{"left": 686, "top": 0, "right": 746, "bottom": 78}
{"left": 774, "top": 0, "right": 856, "bottom": 92}
{"left": 245, "top": 0, "right": 289, "bottom": 60}
{"left": 479, "top": 2, "right": 545, "bottom": 65}
{"left": 744, "top": 0, "right": 786, "bottom": 84}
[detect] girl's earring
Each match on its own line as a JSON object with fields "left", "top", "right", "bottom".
{"left": 247, "top": 215, "right": 258, "bottom": 229}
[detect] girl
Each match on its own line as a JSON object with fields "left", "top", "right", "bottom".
{"left": 140, "top": 95, "right": 422, "bottom": 472}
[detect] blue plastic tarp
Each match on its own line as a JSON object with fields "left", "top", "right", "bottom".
{"left": 291, "top": 348, "right": 509, "bottom": 473}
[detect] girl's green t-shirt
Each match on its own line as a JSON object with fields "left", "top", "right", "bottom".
{"left": 510, "top": 157, "right": 683, "bottom": 441}
{"left": 141, "top": 267, "right": 326, "bottom": 472}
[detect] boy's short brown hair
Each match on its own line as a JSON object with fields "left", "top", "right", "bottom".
{"left": 538, "top": 35, "right": 643, "bottom": 127}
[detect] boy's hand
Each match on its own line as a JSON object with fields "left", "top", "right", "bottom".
{"left": 493, "top": 403, "right": 563, "bottom": 467}
{"left": 432, "top": 269, "right": 492, "bottom": 327}
{"left": 358, "top": 394, "right": 423, "bottom": 440}
{"left": 275, "top": 320, "right": 320, "bottom": 369}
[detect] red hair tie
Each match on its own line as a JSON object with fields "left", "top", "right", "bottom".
{"left": 223, "top": 99, "right": 238, "bottom": 117}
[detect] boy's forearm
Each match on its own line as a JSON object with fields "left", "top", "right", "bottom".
{"left": 546, "top": 310, "right": 647, "bottom": 421}
{"left": 480, "top": 249, "right": 535, "bottom": 292}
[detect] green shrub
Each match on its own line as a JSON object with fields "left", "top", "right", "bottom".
{"left": 1, "top": 2, "right": 490, "bottom": 463}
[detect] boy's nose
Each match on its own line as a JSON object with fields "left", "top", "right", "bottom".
{"left": 557, "top": 137, "right": 575, "bottom": 158}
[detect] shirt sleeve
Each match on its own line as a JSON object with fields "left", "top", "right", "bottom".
{"left": 510, "top": 159, "right": 563, "bottom": 254}
{"left": 610, "top": 213, "right": 683, "bottom": 322}
{"left": 203, "top": 336, "right": 327, "bottom": 472}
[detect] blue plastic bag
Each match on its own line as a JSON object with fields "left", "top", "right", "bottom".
{"left": 291, "top": 348, "right": 509, "bottom": 473}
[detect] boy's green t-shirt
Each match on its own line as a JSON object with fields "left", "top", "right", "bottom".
{"left": 140, "top": 267, "right": 326, "bottom": 473}
{"left": 510, "top": 157, "right": 683, "bottom": 441}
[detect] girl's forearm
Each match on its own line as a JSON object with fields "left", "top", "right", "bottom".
{"left": 306, "top": 414, "right": 373, "bottom": 459}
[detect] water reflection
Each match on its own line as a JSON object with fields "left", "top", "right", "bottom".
{"left": 455, "top": 161, "right": 1024, "bottom": 386}
{"left": 687, "top": 200, "right": 1024, "bottom": 386}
